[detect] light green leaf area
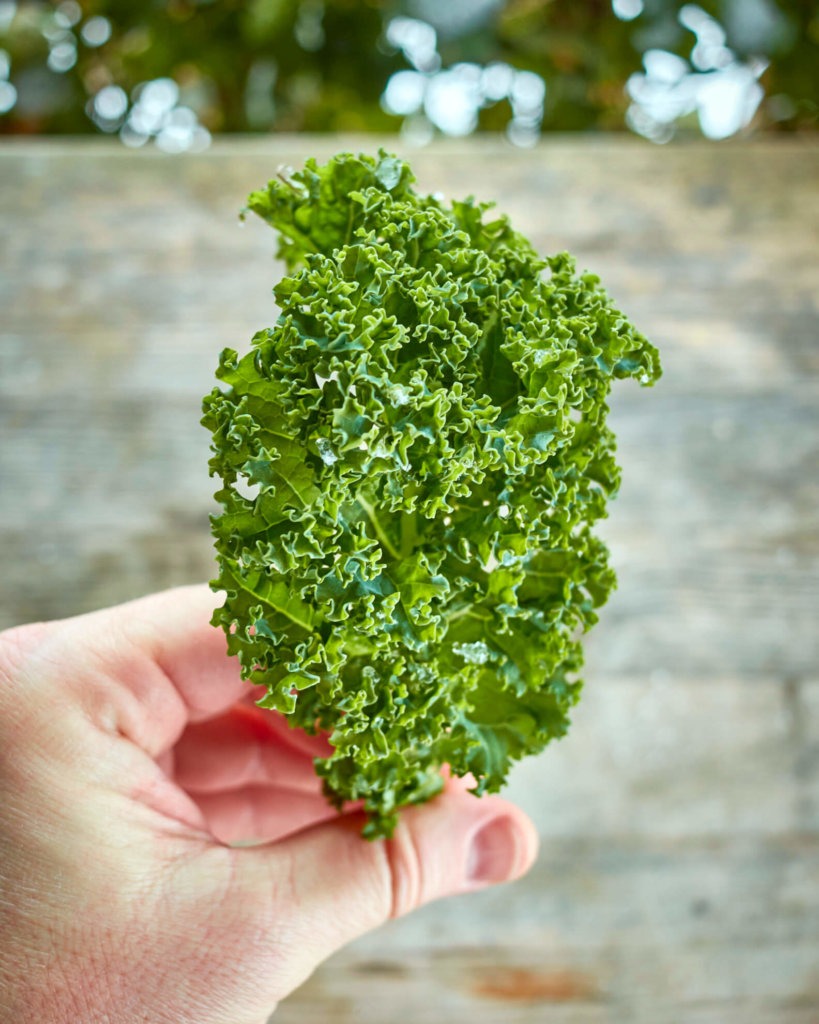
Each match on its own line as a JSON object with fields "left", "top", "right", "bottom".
{"left": 204, "top": 150, "right": 661, "bottom": 838}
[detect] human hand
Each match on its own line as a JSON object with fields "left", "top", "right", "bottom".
{"left": 0, "top": 586, "right": 538, "bottom": 1024}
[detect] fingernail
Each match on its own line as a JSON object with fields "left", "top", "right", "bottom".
{"left": 466, "top": 815, "right": 521, "bottom": 886}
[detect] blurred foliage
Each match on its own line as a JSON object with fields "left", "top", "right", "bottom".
{"left": 0, "top": 0, "right": 816, "bottom": 139}
{"left": 491, "top": 0, "right": 817, "bottom": 131}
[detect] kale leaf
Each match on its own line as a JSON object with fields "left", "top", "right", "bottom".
{"left": 202, "top": 150, "right": 661, "bottom": 838}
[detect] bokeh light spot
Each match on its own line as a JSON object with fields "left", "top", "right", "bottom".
{"left": 0, "top": 78, "right": 16, "bottom": 114}
{"left": 81, "top": 16, "right": 112, "bottom": 48}
{"left": 612, "top": 0, "right": 643, "bottom": 20}
{"left": 47, "top": 41, "right": 77, "bottom": 74}
{"left": 94, "top": 84, "right": 127, "bottom": 122}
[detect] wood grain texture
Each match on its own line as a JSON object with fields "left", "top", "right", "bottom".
{"left": 1, "top": 136, "right": 817, "bottom": 1022}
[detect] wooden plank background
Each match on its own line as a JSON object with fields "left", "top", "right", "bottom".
{"left": 1, "top": 136, "right": 817, "bottom": 1023}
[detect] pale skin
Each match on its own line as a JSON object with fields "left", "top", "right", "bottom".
{"left": 0, "top": 585, "right": 538, "bottom": 1024}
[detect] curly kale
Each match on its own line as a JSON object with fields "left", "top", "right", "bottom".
{"left": 202, "top": 150, "right": 661, "bottom": 838}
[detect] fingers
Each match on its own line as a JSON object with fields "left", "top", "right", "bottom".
{"left": 92, "top": 584, "right": 252, "bottom": 721}
{"left": 232, "top": 791, "right": 538, "bottom": 991}
{"left": 45, "top": 585, "right": 253, "bottom": 755}
{"left": 172, "top": 703, "right": 330, "bottom": 795}
{"left": 193, "top": 785, "right": 339, "bottom": 844}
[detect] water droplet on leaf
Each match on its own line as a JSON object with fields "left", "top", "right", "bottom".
{"left": 316, "top": 437, "right": 339, "bottom": 465}
{"left": 453, "top": 641, "right": 491, "bottom": 665}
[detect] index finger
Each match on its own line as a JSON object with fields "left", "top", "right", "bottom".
{"left": 52, "top": 584, "right": 258, "bottom": 754}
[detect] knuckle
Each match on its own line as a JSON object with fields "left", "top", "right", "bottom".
{"left": 383, "top": 820, "right": 424, "bottom": 919}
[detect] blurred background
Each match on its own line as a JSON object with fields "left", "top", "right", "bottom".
{"left": 0, "top": 0, "right": 817, "bottom": 150}
{"left": 1, "top": 3, "right": 818, "bottom": 1023}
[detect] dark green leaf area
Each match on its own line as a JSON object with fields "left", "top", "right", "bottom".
{"left": 205, "top": 151, "right": 661, "bottom": 838}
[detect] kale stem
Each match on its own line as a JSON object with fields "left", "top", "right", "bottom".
{"left": 240, "top": 581, "right": 314, "bottom": 632}
{"left": 400, "top": 511, "right": 416, "bottom": 559}
{"left": 357, "top": 495, "right": 400, "bottom": 561}
{"left": 445, "top": 606, "right": 486, "bottom": 623}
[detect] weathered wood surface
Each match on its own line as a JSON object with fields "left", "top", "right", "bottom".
{"left": 1, "top": 136, "right": 818, "bottom": 1022}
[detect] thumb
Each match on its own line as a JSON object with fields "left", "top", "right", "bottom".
{"left": 233, "top": 788, "right": 538, "bottom": 994}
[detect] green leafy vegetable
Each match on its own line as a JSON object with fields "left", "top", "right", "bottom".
{"left": 202, "top": 150, "right": 661, "bottom": 838}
